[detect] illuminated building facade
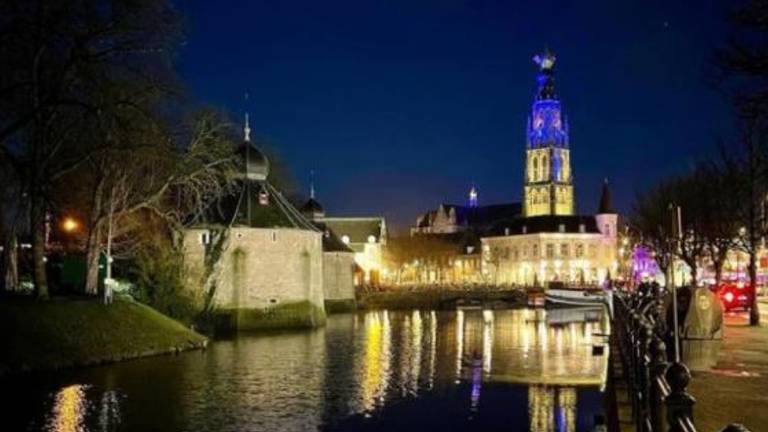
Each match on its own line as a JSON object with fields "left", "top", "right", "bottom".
{"left": 481, "top": 53, "right": 617, "bottom": 287}
{"left": 301, "top": 191, "right": 387, "bottom": 285}
{"left": 524, "top": 51, "right": 574, "bottom": 217}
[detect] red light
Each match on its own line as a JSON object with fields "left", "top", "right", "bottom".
{"left": 724, "top": 292, "right": 735, "bottom": 303}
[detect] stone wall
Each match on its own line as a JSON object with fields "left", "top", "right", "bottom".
{"left": 184, "top": 227, "right": 326, "bottom": 329}
{"left": 323, "top": 252, "right": 355, "bottom": 301}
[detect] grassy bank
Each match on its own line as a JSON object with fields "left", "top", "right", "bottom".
{"left": 0, "top": 297, "right": 207, "bottom": 375}
{"left": 357, "top": 289, "right": 528, "bottom": 310}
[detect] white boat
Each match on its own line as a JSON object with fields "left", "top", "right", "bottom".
{"left": 545, "top": 287, "right": 608, "bottom": 308}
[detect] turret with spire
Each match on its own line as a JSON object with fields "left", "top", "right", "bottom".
{"left": 301, "top": 170, "right": 325, "bottom": 220}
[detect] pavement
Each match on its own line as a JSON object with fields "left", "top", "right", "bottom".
{"left": 687, "top": 298, "right": 768, "bottom": 432}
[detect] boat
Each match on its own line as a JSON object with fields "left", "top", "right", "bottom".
{"left": 545, "top": 287, "right": 608, "bottom": 308}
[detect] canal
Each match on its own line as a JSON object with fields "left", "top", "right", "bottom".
{"left": 5, "top": 308, "right": 610, "bottom": 432}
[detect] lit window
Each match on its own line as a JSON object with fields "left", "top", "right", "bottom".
{"left": 579, "top": 224, "right": 585, "bottom": 233}
{"left": 561, "top": 244, "right": 569, "bottom": 257}
{"left": 532, "top": 244, "right": 539, "bottom": 258}
{"left": 342, "top": 235, "right": 350, "bottom": 244}
{"left": 558, "top": 224, "right": 565, "bottom": 233}
{"left": 199, "top": 231, "right": 211, "bottom": 245}
{"left": 546, "top": 244, "right": 554, "bottom": 258}
{"left": 576, "top": 244, "right": 584, "bottom": 258}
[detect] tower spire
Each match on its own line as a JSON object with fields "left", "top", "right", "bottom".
{"left": 469, "top": 184, "right": 478, "bottom": 208}
{"left": 244, "top": 112, "right": 251, "bottom": 142}
{"left": 309, "top": 170, "right": 315, "bottom": 199}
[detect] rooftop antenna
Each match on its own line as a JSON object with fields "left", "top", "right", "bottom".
{"left": 310, "top": 170, "right": 316, "bottom": 199}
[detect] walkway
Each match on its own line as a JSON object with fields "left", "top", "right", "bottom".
{"left": 687, "top": 299, "right": 768, "bottom": 432}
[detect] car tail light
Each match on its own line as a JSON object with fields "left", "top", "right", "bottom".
{"left": 724, "top": 291, "right": 735, "bottom": 303}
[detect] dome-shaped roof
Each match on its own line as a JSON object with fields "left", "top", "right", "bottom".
{"left": 301, "top": 197, "right": 324, "bottom": 214}
{"left": 238, "top": 141, "right": 270, "bottom": 181}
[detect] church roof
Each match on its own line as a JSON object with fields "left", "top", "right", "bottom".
{"left": 417, "top": 203, "right": 522, "bottom": 230}
{"left": 488, "top": 215, "right": 599, "bottom": 236}
{"left": 598, "top": 179, "right": 614, "bottom": 214}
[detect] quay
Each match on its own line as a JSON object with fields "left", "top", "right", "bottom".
{"left": 609, "top": 290, "right": 762, "bottom": 432}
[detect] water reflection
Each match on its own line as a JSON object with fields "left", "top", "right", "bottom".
{"left": 11, "top": 307, "right": 608, "bottom": 432}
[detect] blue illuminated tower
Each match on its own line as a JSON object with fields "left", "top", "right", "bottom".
{"left": 523, "top": 51, "right": 574, "bottom": 217}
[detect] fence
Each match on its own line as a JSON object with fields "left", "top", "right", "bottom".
{"left": 613, "top": 289, "right": 751, "bottom": 432}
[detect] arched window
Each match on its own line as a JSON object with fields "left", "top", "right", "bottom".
{"left": 542, "top": 154, "right": 548, "bottom": 179}
{"left": 532, "top": 156, "right": 539, "bottom": 181}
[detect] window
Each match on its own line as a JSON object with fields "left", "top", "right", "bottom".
{"left": 546, "top": 244, "right": 554, "bottom": 258}
{"left": 199, "top": 231, "right": 211, "bottom": 245}
{"left": 604, "top": 223, "right": 611, "bottom": 236}
{"left": 504, "top": 247, "right": 510, "bottom": 259}
{"left": 532, "top": 244, "right": 539, "bottom": 258}
{"left": 271, "top": 231, "right": 277, "bottom": 242}
{"left": 504, "top": 227, "right": 510, "bottom": 236}
{"left": 522, "top": 246, "right": 528, "bottom": 258}
{"left": 512, "top": 247, "right": 519, "bottom": 260}
{"left": 579, "top": 224, "right": 585, "bottom": 233}
{"left": 558, "top": 224, "right": 565, "bottom": 233}
{"left": 522, "top": 225, "right": 527, "bottom": 234}
{"left": 589, "top": 245, "right": 597, "bottom": 257}
{"left": 560, "top": 244, "right": 569, "bottom": 258}
{"left": 575, "top": 244, "right": 584, "bottom": 258}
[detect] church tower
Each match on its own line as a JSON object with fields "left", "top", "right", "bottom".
{"left": 523, "top": 51, "right": 575, "bottom": 217}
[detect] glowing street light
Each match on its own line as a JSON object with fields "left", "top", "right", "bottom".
{"left": 61, "top": 217, "right": 80, "bottom": 233}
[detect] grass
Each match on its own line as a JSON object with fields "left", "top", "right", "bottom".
{"left": 0, "top": 297, "right": 207, "bottom": 375}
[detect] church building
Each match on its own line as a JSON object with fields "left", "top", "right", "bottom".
{"left": 480, "top": 51, "right": 618, "bottom": 286}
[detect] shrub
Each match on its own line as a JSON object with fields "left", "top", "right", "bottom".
{"left": 129, "top": 246, "right": 201, "bottom": 325}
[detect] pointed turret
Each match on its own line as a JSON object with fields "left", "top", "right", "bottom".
{"left": 598, "top": 178, "right": 614, "bottom": 214}
{"left": 301, "top": 171, "right": 325, "bottom": 220}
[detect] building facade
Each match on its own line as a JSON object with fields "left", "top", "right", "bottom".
{"left": 481, "top": 52, "right": 617, "bottom": 287}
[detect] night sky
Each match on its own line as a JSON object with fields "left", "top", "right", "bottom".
{"left": 178, "top": 0, "right": 734, "bottom": 233}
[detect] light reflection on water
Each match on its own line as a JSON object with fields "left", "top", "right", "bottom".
{"left": 7, "top": 308, "right": 608, "bottom": 432}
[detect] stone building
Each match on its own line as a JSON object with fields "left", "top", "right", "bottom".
{"left": 183, "top": 116, "right": 328, "bottom": 330}
{"left": 315, "top": 221, "right": 357, "bottom": 312}
{"left": 301, "top": 191, "right": 387, "bottom": 286}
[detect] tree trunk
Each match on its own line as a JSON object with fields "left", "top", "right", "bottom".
{"left": 713, "top": 259, "right": 723, "bottom": 287}
{"left": 3, "top": 233, "right": 19, "bottom": 291}
{"left": 84, "top": 226, "right": 102, "bottom": 295}
{"left": 84, "top": 177, "right": 105, "bottom": 295}
{"left": 749, "top": 251, "right": 760, "bottom": 326}
{"left": 30, "top": 196, "right": 48, "bottom": 299}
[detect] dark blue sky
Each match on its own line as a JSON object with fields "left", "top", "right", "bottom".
{"left": 178, "top": 0, "right": 734, "bottom": 232}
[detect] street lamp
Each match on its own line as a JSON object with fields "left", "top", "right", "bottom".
{"left": 61, "top": 217, "right": 79, "bottom": 233}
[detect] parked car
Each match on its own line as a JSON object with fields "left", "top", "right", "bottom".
{"left": 715, "top": 283, "right": 752, "bottom": 312}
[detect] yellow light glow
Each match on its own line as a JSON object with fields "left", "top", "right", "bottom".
{"left": 61, "top": 217, "right": 79, "bottom": 233}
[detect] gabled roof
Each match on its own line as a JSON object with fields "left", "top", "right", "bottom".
{"left": 300, "top": 197, "right": 324, "bottom": 214}
{"left": 313, "top": 222, "right": 354, "bottom": 253}
{"left": 316, "top": 217, "right": 385, "bottom": 244}
{"left": 487, "top": 215, "right": 599, "bottom": 236}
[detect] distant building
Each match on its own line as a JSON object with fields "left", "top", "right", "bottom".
{"left": 481, "top": 52, "right": 617, "bottom": 286}
{"left": 411, "top": 187, "right": 521, "bottom": 235}
{"left": 301, "top": 189, "right": 387, "bottom": 286}
{"left": 402, "top": 51, "right": 618, "bottom": 287}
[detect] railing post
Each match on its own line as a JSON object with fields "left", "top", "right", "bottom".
{"left": 649, "top": 337, "right": 667, "bottom": 432}
{"left": 665, "top": 362, "right": 696, "bottom": 432}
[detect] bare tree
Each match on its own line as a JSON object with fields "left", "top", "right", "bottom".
{"left": 0, "top": 0, "right": 182, "bottom": 298}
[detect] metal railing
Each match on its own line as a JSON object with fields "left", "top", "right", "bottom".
{"left": 613, "top": 289, "right": 751, "bottom": 432}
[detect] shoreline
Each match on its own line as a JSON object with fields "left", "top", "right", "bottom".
{"left": 0, "top": 297, "right": 208, "bottom": 377}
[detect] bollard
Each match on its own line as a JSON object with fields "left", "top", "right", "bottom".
{"left": 649, "top": 338, "right": 667, "bottom": 432}
{"left": 665, "top": 362, "right": 696, "bottom": 432}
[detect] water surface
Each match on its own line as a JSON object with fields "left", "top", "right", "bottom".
{"left": 5, "top": 308, "right": 609, "bottom": 431}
